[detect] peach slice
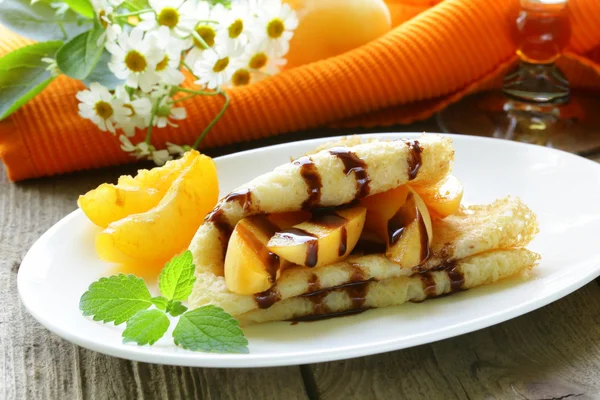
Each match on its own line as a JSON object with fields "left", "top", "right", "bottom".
{"left": 224, "top": 215, "right": 285, "bottom": 295}
{"left": 268, "top": 206, "right": 366, "bottom": 268}
{"left": 95, "top": 153, "right": 219, "bottom": 265}
{"left": 78, "top": 151, "right": 197, "bottom": 228}
{"left": 386, "top": 189, "right": 433, "bottom": 268}
{"left": 360, "top": 185, "right": 410, "bottom": 242}
{"left": 411, "top": 175, "right": 464, "bottom": 218}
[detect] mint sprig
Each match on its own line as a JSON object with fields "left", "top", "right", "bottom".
{"left": 159, "top": 250, "right": 195, "bottom": 301}
{"left": 173, "top": 306, "right": 249, "bottom": 354}
{"left": 79, "top": 250, "right": 248, "bottom": 354}
{"left": 79, "top": 274, "right": 152, "bottom": 325}
{"left": 123, "top": 309, "right": 170, "bottom": 346}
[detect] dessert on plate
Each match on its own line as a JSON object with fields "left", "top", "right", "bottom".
{"left": 188, "top": 135, "right": 539, "bottom": 325}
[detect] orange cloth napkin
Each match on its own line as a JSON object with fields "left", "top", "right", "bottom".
{"left": 1, "top": 0, "right": 600, "bottom": 181}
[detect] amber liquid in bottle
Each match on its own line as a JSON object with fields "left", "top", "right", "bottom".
{"left": 511, "top": 0, "right": 570, "bottom": 65}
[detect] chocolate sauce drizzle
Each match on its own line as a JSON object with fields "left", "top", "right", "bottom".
{"left": 329, "top": 147, "right": 371, "bottom": 200}
{"left": 238, "top": 215, "right": 281, "bottom": 283}
{"left": 294, "top": 156, "right": 322, "bottom": 209}
{"left": 417, "top": 261, "right": 465, "bottom": 299}
{"left": 275, "top": 213, "right": 349, "bottom": 268}
{"left": 406, "top": 140, "right": 423, "bottom": 181}
{"left": 254, "top": 287, "right": 281, "bottom": 309}
{"left": 387, "top": 192, "right": 418, "bottom": 246}
{"left": 206, "top": 188, "right": 255, "bottom": 250}
{"left": 223, "top": 188, "right": 253, "bottom": 211}
{"left": 294, "top": 268, "right": 371, "bottom": 321}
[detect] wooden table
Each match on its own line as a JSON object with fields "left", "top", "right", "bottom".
{"left": 3, "top": 120, "right": 600, "bottom": 400}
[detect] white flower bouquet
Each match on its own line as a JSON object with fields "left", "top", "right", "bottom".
{"left": 0, "top": 0, "right": 298, "bottom": 164}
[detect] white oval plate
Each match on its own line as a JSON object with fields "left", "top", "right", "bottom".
{"left": 18, "top": 133, "right": 600, "bottom": 368}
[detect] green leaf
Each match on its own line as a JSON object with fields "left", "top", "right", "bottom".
{"left": 123, "top": 309, "right": 170, "bottom": 346}
{"left": 158, "top": 251, "right": 196, "bottom": 301}
{"left": 0, "top": 0, "right": 91, "bottom": 41}
{"left": 83, "top": 50, "right": 125, "bottom": 89}
{"left": 122, "top": 0, "right": 149, "bottom": 11}
{"left": 167, "top": 301, "right": 187, "bottom": 317}
{"left": 63, "top": 0, "right": 94, "bottom": 19}
{"left": 79, "top": 274, "right": 153, "bottom": 325}
{"left": 56, "top": 27, "right": 103, "bottom": 80}
{"left": 151, "top": 296, "right": 169, "bottom": 311}
{"left": 0, "top": 41, "right": 63, "bottom": 120}
{"left": 173, "top": 306, "right": 248, "bottom": 354}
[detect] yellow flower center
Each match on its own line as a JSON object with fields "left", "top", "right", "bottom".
{"left": 94, "top": 101, "right": 113, "bottom": 119}
{"left": 156, "top": 55, "right": 169, "bottom": 71}
{"left": 213, "top": 57, "right": 230, "bottom": 72}
{"left": 98, "top": 10, "right": 109, "bottom": 29}
{"left": 228, "top": 19, "right": 244, "bottom": 38}
{"left": 266, "top": 18, "right": 284, "bottom": 38}
{"left": 125, "top": 50, "right": 147, "bottom": 72}
{"left": 231, "top": 69, "right": 251, "bottom": 86}
{"left": 124, "top": 104, "right": 135, "bottom": 116}
{"left": 193, "top": 26, "right": 216, "bottom": 48}
{"left": 158, "top": 7, "right": 179, "bottom": 28}
{"left": 248, "top": 52, "right": 267, "bottom": 69}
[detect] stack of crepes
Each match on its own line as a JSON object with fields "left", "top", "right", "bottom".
{"left": 187, "top": 135, "right": 539, "bottom": 325}
{"left": 1, "top": 0, "right": 600, "bottom": 181}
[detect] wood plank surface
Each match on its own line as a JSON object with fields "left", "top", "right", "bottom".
{"left": 2, "top": 125, "right": 600, "bottom": 399}
{"left": 0, "top": 163, "right": 308, "bottom": 400}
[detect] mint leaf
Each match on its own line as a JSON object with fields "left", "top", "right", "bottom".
{"left": 83, "top": 50, "right": 125, "bottom": 89}
{"left": 167, "top": 301, "right": 187, "bottom": 317}
{"left": 159, "top": 251, "right": 196, "bottom": 301}
{"left": 173, "top": 306, "right": 248, "bottom": 354}
{"left": 123, "top": 0, "right": 149, "bottom": 11}
{"left": 79, "top": 274, "right": 152, "bottom": 325}
{"left": 0, "top": 0, "right": 91, "bottom": 41}
{"left": 56, "top": 26, "right": 103, "bottom": 80}
{"left": 123, "top": 309, "right": 170, "bottom": 346}
{"left": 63, "top": 0, "right": 94, "bottom": 19}
{"left": 151, "top": 296, "right": 169, "bottom": 311}
{"left": 0, "top": 41, "right": 63, "bottom": 120}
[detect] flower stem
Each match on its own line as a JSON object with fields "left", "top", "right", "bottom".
{"left": 145, "top": 97, "right": 162, "bottom": 145}
{"left": 192, "top": 90, "right": 230, "bottom": 150}
{"left": 57, "top": 22, "right": 68, "bottom": 40}
{"left": 115, "top": 9, "right": 154, "bottom": 18}
{"left": 191, "top": 30, "right": 211, "bottom": 51}
{"left": 181, "top": 61, "right": 200, "bottom": 80}
{"left": 174, "top": 86, "right": 219, "bottom": 96}
{"left": 169, "top": 92, "right": 214, "bottom": 104}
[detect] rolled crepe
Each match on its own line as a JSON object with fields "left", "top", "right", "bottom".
{"left": 187, "top": 135, "right": 539, "bottom": 324}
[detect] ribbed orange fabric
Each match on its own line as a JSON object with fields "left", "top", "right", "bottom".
{"left": 1, "top": 0, "right": 600, "bottom": 181}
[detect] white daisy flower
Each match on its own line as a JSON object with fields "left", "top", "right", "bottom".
{"left": 152, "top": 95, "right": 187, "bottom": 128}
{"left": 193, "top": 47, "right": 236, "bottom": 89}
{"left": 228, "top": 67, "right": 252, "bottom": 87}
{"left": 212, "top": 1, "right": 252, "bottom": 54}
{"left": 119, "top": 135, "right": 137, "bottom": 153}
{"left": 113, "top": 86, "right": 153, "bottom": 137}
{"left": 97, "top": 20, "right": 121, "bottom": 47}
{"left": 106, "top": 28, "right": 163, "bottom": 92}
{"left": 137, "top": 0, "right": 197, "bottom": 37}
{"left": 184, "top": 1, "right": 218, "bottom": 66}
{"left": 244, "top": 41, "right": 287, "bottom": 74}
{"left": 119, "top": 136, "right": 166, "bottom": 163}
{"left": 151, "top": 26, "right": 186, "bottom": 86}
{"left": 151, "top": 149, "right": 173, "bottom": 165}
{"left": 91, "top": 0, "right": 122, "bottom": 34}
{"left": 41, "top": 57, "right": 60, "bottom": 76}
{"left": 77, "top": 83, "right": 129, "bottom": 134}
{"left": 135, "top": 142, "right": 151, "bottom": 159}
{"left": 166, "top": 142, "right": 190, "bottom": 155}
{"left": 252, "top": 0, "right": 298, "bottom": 57}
